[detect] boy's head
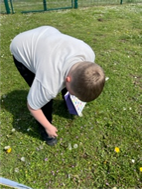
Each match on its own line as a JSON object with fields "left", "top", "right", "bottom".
{"left": 66, "top": 61, "right": 105, "bottom": 102}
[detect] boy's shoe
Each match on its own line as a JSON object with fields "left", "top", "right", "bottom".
{"left": 39, "top": 125, "right": 57, "bottom": 146}
{"left": 44, "top": 136, "right": 57, "bottom": 146}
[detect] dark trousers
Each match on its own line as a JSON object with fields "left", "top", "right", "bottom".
{"left": 13, "top": 56, "right": 67, "bottom": 124}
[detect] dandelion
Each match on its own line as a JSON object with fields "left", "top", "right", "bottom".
{"left": 21, "top": 157, "right": 25, "bottom": 162}
{"left": 4, "top": 146, "right": 11, "bottom": 150}
{"left": 139, "top": 167, "right": 142, "bottom": 172}
{"left": 105, "top": 77, "right": 109, "bottom": 81}
{"left": 114, "top": 147, "right": 120, "bottom": 153}
{"left": 131, "top": 159, "right": 135, "bottom": 163}
{"left": 12, "top": 128, "right": 16, "bottom": 132}
{"left": 68, "top": 143, "right": 72, "bottom": 150}
{"left": 14, "top": 168, "right": 19, "bottom": 173}
{"left": 27, "top": 128, "right": 30, "bottom": 131}
{"left": 73, "top": 144, "right": 78, "bottom": 149}
{"left": 39, "top": 145, "right": 43, "bottom": 150}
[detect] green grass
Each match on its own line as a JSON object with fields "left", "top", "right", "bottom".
{"left": 0, "top": 3, "right": 142, "bottom": 189}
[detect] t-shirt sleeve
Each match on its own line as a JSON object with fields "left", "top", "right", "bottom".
{"left": 27, "top": 78, "right": 54, "bottom": 110}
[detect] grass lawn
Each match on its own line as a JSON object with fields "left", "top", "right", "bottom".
{"left": 0, "top": 3, "right": 142, "bottom": 188}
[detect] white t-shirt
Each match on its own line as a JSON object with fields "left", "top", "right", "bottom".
{"left": 10, "top": 26, "right": 95, "bottom": 110}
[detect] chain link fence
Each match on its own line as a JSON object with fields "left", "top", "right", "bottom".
{"left": 79, "top": 0, "right": 142, "bottom": 7}
{"left": 0, "top": 0, "right": 74, "bottom": 13}
{"left": 0, "top": 0, "right": 6, "bottom": 13}
{"left": 0, "top": 0, "right": 142, "bottom": 14}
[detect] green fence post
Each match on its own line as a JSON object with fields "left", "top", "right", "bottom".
{"left": 9, "top": 0, "right": 15, "bottom": 13}
{"left": 74, "top": 0, "right": 78, "bottom": 9}
{"left": 4, "top": 0, "right": 11, "bottom": 14}
{"left": 120, "top": 0, "right": 123, "bottom": 4}
{"left": 43, "top": 0, "right": 47, "bottom": 11}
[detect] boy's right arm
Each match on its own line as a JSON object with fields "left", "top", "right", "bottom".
{"left": 27, "top": 102, "right": 58, "bottom": 138}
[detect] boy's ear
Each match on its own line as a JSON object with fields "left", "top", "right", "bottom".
{"left": 66, "top": 76, "right": 71, "bottom": 82}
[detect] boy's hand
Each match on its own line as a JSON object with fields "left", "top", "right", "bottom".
{"left": 45, "top": 124, "right": 58, "bottom": 138}
{"left": 27, "top": 103, "right": 58, "bottom": 138}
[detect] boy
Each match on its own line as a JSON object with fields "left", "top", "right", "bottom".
{"left": 10, "top": 26, "right": 105, "bottom": 146}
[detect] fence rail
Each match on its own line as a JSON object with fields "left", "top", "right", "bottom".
{"left": 0, "top": 0, "right": 142, "bottom": 14}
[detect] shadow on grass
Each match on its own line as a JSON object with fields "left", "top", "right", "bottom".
{"left": 1, "top": 90, "right": 73, "bottom": 141}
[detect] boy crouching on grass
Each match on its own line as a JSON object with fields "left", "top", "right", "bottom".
{"left": 10, "top": 26, "right": 105, "bottom": 146}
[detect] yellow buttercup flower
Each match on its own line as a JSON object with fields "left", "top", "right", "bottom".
{"left": 114, "top": 147, "right": 120, "bottom": 153}
{"left": 140, "top": 167, "right": 142, "bottom": 172}
{"left": 6, "top": 148, "right": 12, "bottom": 153}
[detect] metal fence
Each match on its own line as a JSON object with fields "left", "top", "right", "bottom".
{"left": 1, "top": 0, "right": 75, "bottom": 13}
{"left": 79, "top": 0, "right": 142, "bottom": 7}
{"left": 0, "top": 0, "right": 142, "bottom": 14}
{"left": 0, "top": 0, "right": 6, "bottom": 13}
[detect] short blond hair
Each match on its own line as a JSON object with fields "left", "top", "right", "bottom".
{"left": 70, "top": 62, "right": 105, "bottom": 102}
